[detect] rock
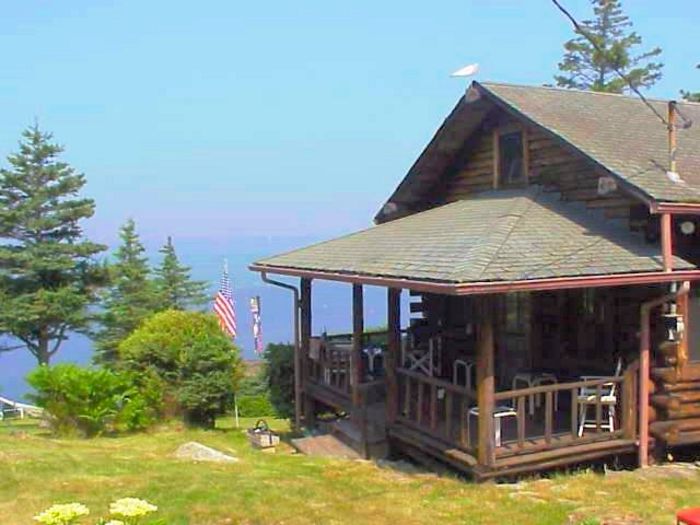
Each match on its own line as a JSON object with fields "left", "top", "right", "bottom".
{"left": 174, "top": 442, "right": 238, "bottom": 463}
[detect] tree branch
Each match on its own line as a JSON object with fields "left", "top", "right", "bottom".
{"left": 49, "top": 325, "right": 68, "bottom": 357}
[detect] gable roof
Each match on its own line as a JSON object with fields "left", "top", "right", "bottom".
{"left": 376, "top": 82, "right": 700, "bottom": 222}
{"left": 253, "top": 187, "right": 695, "bottom": 291}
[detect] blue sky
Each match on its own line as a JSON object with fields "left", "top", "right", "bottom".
{"left": 2, "top": 1, "right": 698, "bottom": 255}
{"left": 1, "top": 1, "right": 699, "bottom": 396}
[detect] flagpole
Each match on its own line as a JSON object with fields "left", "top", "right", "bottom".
{"left": 213, "top": 258, "right": 239, "bottom": 427}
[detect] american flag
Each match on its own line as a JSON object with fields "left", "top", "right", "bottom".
{"left": 214, "top": 260, "right": 237, "bottom": 338}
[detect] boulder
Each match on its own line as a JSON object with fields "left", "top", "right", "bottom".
{"left": 174, "top": 441, "right": 238, "bottom": 463}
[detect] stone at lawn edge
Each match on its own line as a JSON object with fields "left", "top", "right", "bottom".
{"left": 174, "top": 442, "right": 238, "bottom": 463}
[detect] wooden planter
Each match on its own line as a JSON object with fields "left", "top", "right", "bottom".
{"left": 247, "top": 420, "right": 280, "bottom": 449}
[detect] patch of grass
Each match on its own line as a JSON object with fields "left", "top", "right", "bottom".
{"left": 1, "top": 418, "right": 698, "bottom": 524}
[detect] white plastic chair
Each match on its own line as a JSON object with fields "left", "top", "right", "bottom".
{"left": 577, "top": 358, "right": 623, "bottom": 436}
{"left": 453, "top": 359, "right": 475, "bottom": 392}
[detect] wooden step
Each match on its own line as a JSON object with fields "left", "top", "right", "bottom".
{"left": 291, "top": 434, "right": 361, "bottom": 459}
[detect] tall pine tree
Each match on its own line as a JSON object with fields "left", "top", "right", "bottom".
{"left": 93, "top": 219, "right": 159, "bottom": 365}
{"left": 154, "top": 236, "right": 209, "bottom": 310}
{"left": 681, "top": 64, "right": 700, "bottom": 102}
{"left": 0, "top": 125, "right": 106, "bottom": 365}
{"left": 555, "top": 0, "right": 662, "bottom": 93}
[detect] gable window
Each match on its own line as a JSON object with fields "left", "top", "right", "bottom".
{"left": 498, "top": 130, "right": 525, "bottom": 186}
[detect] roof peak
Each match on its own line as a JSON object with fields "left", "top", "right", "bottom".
{"left": 477, "top": 80, "right": 700, "bottom": 107}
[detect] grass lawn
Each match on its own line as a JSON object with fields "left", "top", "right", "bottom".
{"left": 1, "top": 418, "right": 700, "bottom": 524}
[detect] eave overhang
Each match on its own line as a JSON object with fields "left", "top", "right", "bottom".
{"left": 250, "top": 264, "right": 700, "bottom": 296}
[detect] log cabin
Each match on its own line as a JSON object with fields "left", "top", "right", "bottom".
{"left": 250, "top": 81, "right": 700, "bottom": 480}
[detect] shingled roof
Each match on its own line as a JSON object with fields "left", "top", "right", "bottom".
{"left": 376, "top": 82, "right": 700, "bottom": 223}
{"left": 481, "top": 82, "right": 700, "bottom": 203}
{"left": 254, "top": 188, "right": 695, "bottom": 286}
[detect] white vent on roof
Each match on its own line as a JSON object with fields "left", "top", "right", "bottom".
{"left": 666, "top": 171, "right": 682, "bottom": 183}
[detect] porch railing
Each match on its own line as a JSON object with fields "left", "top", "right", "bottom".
{"left": 308, "top": 341, "right": 352, "bottom": 398}
{"left": 394, "top": 362, "right": 638, "bottom": 463}
{"left": 493, "top": 362, "right": 639, "bottom": 456}
{"left": 396, "top": 367, "right": 477, "bottom": 454}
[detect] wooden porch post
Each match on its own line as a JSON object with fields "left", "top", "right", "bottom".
{"left": 387, "top": 288, "right": 401, "bottom": 424}
{"left": 678, "top": 288, "right": 690, "bottom": 369}
{"left": 300, "top": 278, "right": 315, "bottom": 427}
{"left": 352, "top": 284, "right": 364, "bottom": 408}
{"left": 477, "top": 295, "right": 496, "bottom": 469}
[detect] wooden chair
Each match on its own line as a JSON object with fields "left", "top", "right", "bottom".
{"left": 577, "top": 358, "right": 623, "bottom": 436}
{"left": 402, "top": 336, "right": 441, "bottom": 377}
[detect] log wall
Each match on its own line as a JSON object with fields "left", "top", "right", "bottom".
{"left": 650, "top": 361, "right": 700, "bottom": 446}
{"left": 429, "top": 108, "right": 640, "bottom": 224}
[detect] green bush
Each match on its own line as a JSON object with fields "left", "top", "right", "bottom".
{"left": 119, "top": 310, "right": 243, "bottom": 428}
{"left": 263, "top": 342, "right": 295, "bottom": 419}
{"left": 237, "top": 394, "right": 276, "bottom": 417}
{"left": 26, "top": 364, "right": 156, "bottom": 437}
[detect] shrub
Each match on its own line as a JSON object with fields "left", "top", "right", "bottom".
{"left": 26, "top": 364, "right": 157, "bottom": 437}
{"left": 237, "top": 394, "right": 276, "bottom": 417}
{"left": 119, "top": 310, "right": 243, "bottom": 428}
{"left": 263, "top": 343, "right": 295, "bottom": 419}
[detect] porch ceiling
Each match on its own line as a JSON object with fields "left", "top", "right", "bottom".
{"left": 252, "top": 187, "right": 697, "bottom": 290}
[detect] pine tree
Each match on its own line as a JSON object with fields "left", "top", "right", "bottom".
{"left": 93, "top": 219, "right": 159, "bottom": 365}
{"left": 681, "top": 64, "right": 700, "bottom": 102}
{"left": 555, "top": 0, "right": 662, "bottom": 93}
{"left": 154, "top": 236, "right": 209, "bottom": 310}
{"left": 0, "top": 125, "right": 106, "bottom": 365}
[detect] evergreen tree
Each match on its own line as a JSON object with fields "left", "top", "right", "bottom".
{"left": 94, "top": 219, "right": 159, "bottom": 365}
{"left": 0, "top": 125, "right": 106, "bottom": 365}
{"left": 681, "top": 64, "right": 700, "bottom": 102}
{"left": 154, "top": 236, "right": 209, "bottom": 310}
{"left": 555, "top": 0, "right": 662, "bottom": 93}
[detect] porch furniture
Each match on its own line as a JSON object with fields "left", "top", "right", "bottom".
{"left": 402, "top": 336, "right": 442, "bottom": 377}
{"left": 677, "top": 508, "right": 700, "bottom": 525}
{"left": 323, "top": 343, "right": 352, "bottom": 388}
{"left": 452, "top": 359, "right": 475, "bottom": 392}
{"left": 511, "top": 371, "right": 559, "bottom": 416}
{"left": 468, "top": 405, "right": 517, "bottom": 447}
{"left": 363, "top": 346, "right": 384, "bottom": 378}
{"left": 577, "top": 358, "right": 623, "bottom": 436}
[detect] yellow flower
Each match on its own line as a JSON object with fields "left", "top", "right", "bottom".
{"left": 109, "top": 498, "right": 158, "bottom": 519}
{"left": 103, "top": 521, "right": 125, "bottom": 525}
{"left": 33, "top": 503, "right": 90, "bottom": 525}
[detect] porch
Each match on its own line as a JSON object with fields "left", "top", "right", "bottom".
{"left": 252, "top": 188, "right": 700, "bottom": 478}
{"left": 297, "top": 284, "right": 667, "bottom": 479}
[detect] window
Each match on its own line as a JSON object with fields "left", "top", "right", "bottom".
{"left": 498, "top": 131, "right": 525, "bottom": 186}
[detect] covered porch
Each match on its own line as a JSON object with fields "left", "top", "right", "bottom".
{"left": 251, "top": 189, "right": 700, "bottom": 479}
{"left": 294, "top": 283, "right": 654, "bottom": 479}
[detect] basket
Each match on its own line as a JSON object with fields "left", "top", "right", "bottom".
{"left": 247, "top": 419, "right": 280, "bottom": 449}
